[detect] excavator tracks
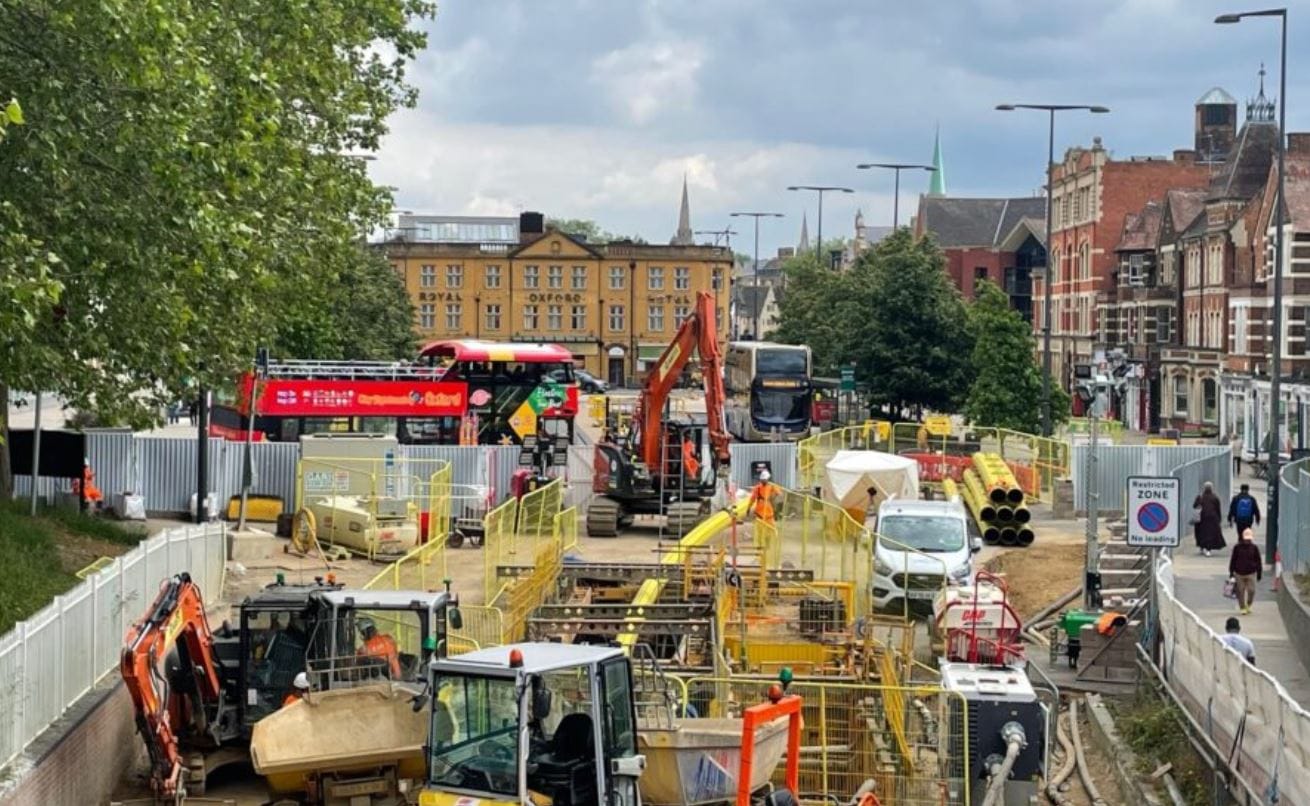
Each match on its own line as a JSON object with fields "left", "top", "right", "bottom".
{"left": 586, "top": 497, "right": 623, "bottom": 537}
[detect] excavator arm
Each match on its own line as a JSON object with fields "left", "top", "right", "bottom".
{"left": 634, "top": 290, "right": 731, "bottom": 474}
{"left": 121, "top": 572, "right": 223, "bottom": 799}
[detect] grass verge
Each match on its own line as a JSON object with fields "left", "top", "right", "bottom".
{"left": 1116, "top": 688, "right": 1211, "bottom": 806}
{"left": 0, "top": 501, "right": 144, "bottom": 634}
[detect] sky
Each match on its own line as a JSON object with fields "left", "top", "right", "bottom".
{"left": 370, "top": 0, "right": 1310, "bottom": 257}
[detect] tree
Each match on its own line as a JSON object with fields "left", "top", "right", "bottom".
{"left": 546, "top": 217, "right": 645, "bottom": 244}
{"left": 0, "top": 0, "right": 435, "bottom": 495}
{"left": 771, "top": 250, "right": 858, "bottom": 376}
{"left": 962, "top": 281, "right": 1046, "bottom": 432}
{"left": 854, "top": 230, "right": 973, "bottom": 417}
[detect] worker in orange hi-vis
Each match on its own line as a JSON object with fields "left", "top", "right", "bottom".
{"left": 357, "top": 617, "right": 402, "bottom": 678}
{"left": 681, "top": 437, "right": 701, "bottom": 481}
{"left": 748, "top": 470, "right": 780, "bottom": 524}
{"left": 70, "top": 459, "right": 104, "bottom": 504}
{"left": 282, "top": 672, "right": 311, "bottom": 707}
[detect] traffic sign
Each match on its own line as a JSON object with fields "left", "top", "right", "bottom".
{"left": 840, "top": 367, "right": 855, "bottom": 391}
{"left": 924, "top": 415, "right": 952, "bottom": 437}
{"left": 1126, "top": 476, "right": 1182, "bottom": 548}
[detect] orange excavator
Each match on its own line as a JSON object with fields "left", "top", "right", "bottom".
{"left": 588, "top": 290, "right": 731, "bottom": 536}
{"left": 121, "top": 572, "right": 223, "bottom": 801}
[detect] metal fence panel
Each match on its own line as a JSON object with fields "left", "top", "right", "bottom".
{"left": 85, "top": 430, "right": 138, "bottom": 497}
{"left": 247, "top": 441, "right": 300, "bottom": 505}
{"left": 0, "top": 522, "right": 226, "bottom": 772}
{"left": 1071, "top": 445, "right": 1230, "bottom": 511}
{"left": 1279, "top": 458, "right": 1310, "bottom": 576}
{"left": 728, "top": 443, "right": 797, "bottom": 491}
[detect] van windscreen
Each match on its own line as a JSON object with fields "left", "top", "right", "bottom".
{"left": 878, "top": 515, "right": 965, "bottom": 552}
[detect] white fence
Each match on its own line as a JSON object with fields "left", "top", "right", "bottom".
{"left": 0, "top": 522, "right": 227, "bottom": 772}
{"left": 1158, "top": 553, "right": 1310, "bottom": 804}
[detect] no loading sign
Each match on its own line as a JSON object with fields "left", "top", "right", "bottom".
{"left": 1126, "top": 476, "right": 1182, "bottom": 548}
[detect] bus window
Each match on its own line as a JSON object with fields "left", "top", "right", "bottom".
{"left": 541, "top": 363, "right": 574, "bottom": 384}
{"left": 356, "top": 417, "right": 398, "bottom": 437}
{"left": 302, "top": 417, "right": 352, "bottom": 435}
{"left": 756, "top": 349, "right": 808, "bottom": 376}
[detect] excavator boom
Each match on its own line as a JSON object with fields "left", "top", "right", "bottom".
{"left": 634, "top": 290, "right": 731, "bottom": 473}
{"left": 121, "top": 572, "right": 223, "bottom": 798}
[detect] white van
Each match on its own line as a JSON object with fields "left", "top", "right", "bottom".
{"left": 871, "top": 498, "right": 980, "bottom": 613}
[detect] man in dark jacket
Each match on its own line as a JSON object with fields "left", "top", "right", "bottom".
{"left": 1229, "top": 528, "right": 1263, "bottom": 615}
{"left": 1228, "top": 484, "right": 1262, "bottom": 536}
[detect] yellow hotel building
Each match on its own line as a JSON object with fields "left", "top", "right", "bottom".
{"left": 376, "top": 210, "right": 732, "bottom": 384}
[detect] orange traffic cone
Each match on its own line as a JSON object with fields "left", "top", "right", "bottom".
{"left": 1273, "top": 550, "right": 1283, "bottom": 592}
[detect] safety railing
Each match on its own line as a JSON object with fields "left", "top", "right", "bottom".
{"left": 448, "top": 604, "right": 505, "bottom": 653}
{"left": 552, "top": 501, "right": 580, "bottom": 554}
{"left": 1278, "top": 457, "right": 1310, "bottom": 576}
{"left": 797, "top": 421, "right": 892, "bottom": 488}
{"left": 885, "top": 422, "right": 1070, "bottom": 503}
{"left": 675, "top": 676, "right": 971, "bottom": 805}
{"left": 481, "top": 496, "right": 520, "bottom": 605}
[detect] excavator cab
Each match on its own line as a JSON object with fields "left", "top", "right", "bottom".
{"left": 419, "top": 643, "right": 644, "bottom": 806}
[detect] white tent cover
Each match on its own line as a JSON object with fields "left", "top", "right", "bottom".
{"left": 824, "top": 450, "right": 920, "bottom": 509}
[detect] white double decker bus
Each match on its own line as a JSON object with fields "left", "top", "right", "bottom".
{"left": 724, "top": 342, "right": 813, "bottom": 442}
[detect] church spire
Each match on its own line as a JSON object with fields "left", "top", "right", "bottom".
{"left": 928, "top": 126, "right": 947, "bottom": 196}
{"left": 671, "top": 174, "right": 694, "bottom": 245}
{"left": 797, "top": 211, "right": 810, "bottom": 253}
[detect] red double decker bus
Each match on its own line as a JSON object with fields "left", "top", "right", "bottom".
{"left": 211, "top": 341, "right": 579, "bottom": 445}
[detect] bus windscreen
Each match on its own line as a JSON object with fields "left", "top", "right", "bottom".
{"left": 756, "top": 348, "right": 808, "bottom": 376}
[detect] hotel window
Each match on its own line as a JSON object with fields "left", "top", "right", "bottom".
{"left": 571, "top": 305, "right": 587, "bottom": 330}
{"left": 420, "top": 264, "right": 436, "bottom": 288}
{"left": 674, "top": 266, "right": 690, "bottom": 290}
{"left": 419, "top": 304, "right": 435, "bottom": 329}
{"left": 712, "top": 268, "right": 723, "bottom": 291}
{"left": 648, "top": 304, "right": 665, "bottom": 331}
{"left": 524, "top": 265, "right": 539, "bottom": 289}
{"left": 648, "top": 266, "right": 664, "bottom": 291}
{"left": 444, "top": 303, "right": 461, "bottom": 330}
{"left": 485, "top": 264, "right": 502, "bottom": 288}
{"left": 485, "top": 304, "right": 501, "bottom": 331}
{"left": 675, "top": 305, "right": 690, "bottom": 324}
{"left": 524, "top": 305, "right": 539, "bottom": 330}
{"left": 548, "top": 265, "right": 563, "bottom": 289}
{"left": 609, "top": 266, "right": 625, "bottom": 290}
{"left": 572, "top": 266, "right": 587, "bottom": 290}
{"left": 608, "top": 305, "right": 625, "bottom": 332}
{"left": 446, "top": 264, "right": 463, "bottom": 288}
{"left": 1173, "top": 375, "right": 1188, "bottom": 415}
{"left": 547, "top": 304, "right": 562, "bottom": 330}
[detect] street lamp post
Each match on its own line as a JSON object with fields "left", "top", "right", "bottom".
{"left": 787, "top": 186, "right": 854, "bottom": 261}
{"left": 730, "top": 212, "right": 784, "bottom": 340}
{"left": 995, "top": 103, "right": 1110, "bottom": 437}
{"left": 1217, "top": 8, "right": 1288, "bottom": 564}
{"left": 629, "top": 260, "right": 637, "bottom": 386}
{"left": 854, "top": 163, "right": 937, "bottom": 229}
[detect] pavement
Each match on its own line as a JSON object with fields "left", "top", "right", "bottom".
{"left": 1169, "top": 468, "right": 1310, "bottom": 708}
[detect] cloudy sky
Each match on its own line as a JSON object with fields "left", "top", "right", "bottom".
{"left": 371, "top": 0, "right": 1310, "bottom": 256}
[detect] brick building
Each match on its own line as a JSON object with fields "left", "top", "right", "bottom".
{"left": 913, "top": 195, "right": 1047, "bottom": 319}
{"left": 1042, "top": 135, "right": 1211, "bottom": 390}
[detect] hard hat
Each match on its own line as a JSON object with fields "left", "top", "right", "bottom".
{"left": 758, "top": 470, "right": 771, "bottom": 481}
{"left": 358, "top": 617, "right": 376, "bottom": 634}
{"left": 293, "top": 671, "right": 310, "bottom": 691}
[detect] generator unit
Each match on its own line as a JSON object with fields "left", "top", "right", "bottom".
{"left": 940, "top": 662, "right": 1048, "bottom": 806}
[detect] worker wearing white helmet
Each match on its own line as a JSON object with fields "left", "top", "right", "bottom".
{"left": 748, "top": 470, "right": 779, "bottom": 524}
{"left": 283, "top": 671, "right": 310, "bottom": 707}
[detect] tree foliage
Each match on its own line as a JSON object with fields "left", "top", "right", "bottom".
{"left": 546, "top": 217, "right": 645, "bottom": 244}
{"left": 963, "top": 281, "right": 1070, "bottom": 431}
{"left": 771, "top": 250, "right": 859, "bottom": 376}
{"left": 0, "top": 0, "right": 435, "bottom": 489}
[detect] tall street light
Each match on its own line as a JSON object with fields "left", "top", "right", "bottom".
{"left": 855, "top": 162, "right": 937, "bottom": 229}
{"left": 995, "top": 103, "right": 1110, "bottom": 437}
{"left": 1217, "top": 7, "right": 1288, "bottom": 564}
{"left": 787, "top": 185, "right": 854, "bottom": 261}
{"left": 730, "top": 212, "right": 784, "bottom": 339}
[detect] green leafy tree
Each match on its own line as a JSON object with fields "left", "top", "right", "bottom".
{"left": 0, "top": 0, "right": 435, "bottom": 494}
{"left": 546, "top": 217, "right": 645, "bottom": 244}
{"left": 772, "top": 251, "right": 858, "bottom": 376}
{"left": 854, "top": 230, "right": 973, "bottom": 417}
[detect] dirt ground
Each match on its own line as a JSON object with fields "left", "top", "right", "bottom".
{"left": 982, "top": 537, "right": 1086, "bottom": 620}
{"left": 1047, "top": 705, "right": 1127, "bottom": 806}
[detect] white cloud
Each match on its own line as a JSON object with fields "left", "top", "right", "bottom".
{"left": 590, "top": 40, "right": 705, "bottom": 125}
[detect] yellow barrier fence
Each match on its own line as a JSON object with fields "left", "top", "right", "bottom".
{"left": 797, "top": 422, "right": 892, "bottom": 488}
{"left": 362, "top": 464, "right": 455, "bottom": 592}
{"left": 677, "top": 676, "right": 971, "bottom": 805}
{"left": 883, "top": 421, "right": 1071, "bottom": 503}
{"left": 554, "top": 500, "right": 580, "bottom": 554}
{"left": 449, "top": 604, "right": 505, "bottom": 653}
{"left": 481, "top": 496, "right": 520, "bottom": 604}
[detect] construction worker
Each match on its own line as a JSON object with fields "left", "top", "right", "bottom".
{"left": 681, "top": 436, "right": 701, "bottom": 482}
{"left": 748, "top": 470, "right": 779, "bottom": 524}
{"left": 357, "top": 617, "right": 402, "bottom": 678}
{"left": 70, "top": 459, "right": 104, "bottom": 505}
{"left": 282, "top": 671, "right": 310, "bottom": 707}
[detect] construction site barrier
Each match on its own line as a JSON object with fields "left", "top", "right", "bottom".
{"left": 797, "top": 422, "right": 892, "bottom": 488}
{"left": 481, "top": 496, "right": 520, "bottom": 605}
{"left": 886, "top": 422, "right": 1069, "bottom": 504}
{"left": 674, "top": 676, "right": 972, "bottom": 806}
{"left": 449, "top": 605, "right": 505, "bottom": 654}
{"left": 360, "top": 466, "right": 453, "bottom": 593}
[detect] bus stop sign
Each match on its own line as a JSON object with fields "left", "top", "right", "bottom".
{"left": 840, "top": 368, "right": 855, "bottom": 391}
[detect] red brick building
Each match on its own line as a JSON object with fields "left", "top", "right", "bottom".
{"left": 913, "top": 196, "right": 1046, "bottom": 319}
{"left": 1042, "top": 139, "right": 1211, "bottom": 389}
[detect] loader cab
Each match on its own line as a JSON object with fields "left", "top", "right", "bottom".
{"left": 419, "top": 643, "right": 644, "bottom": 806}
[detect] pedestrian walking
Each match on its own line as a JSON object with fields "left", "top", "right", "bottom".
{"left": 1230, "top": 433, "right": 1243, "bottom": 475}
{"left": 1227, "top": 483, "right": 1262, "bottom": 537}
{"left": 1228, "top": 528, "right": 1263, "bottom": 615}
{"left": 1219, "top": 616, "right": 1256, "bottom": 666}
{"left": 1192, "top": 481, "right": 1226, "bottom": 556}
{"left": 188, "top": 400, "right": 198, "bottom": 426}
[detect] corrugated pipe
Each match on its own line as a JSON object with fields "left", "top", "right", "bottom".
{"left": 1069, "top": 699, "right": 1108, "bottom": 806}
{"left": 1046, "top": 710, "right": 1077, "bottom": 804}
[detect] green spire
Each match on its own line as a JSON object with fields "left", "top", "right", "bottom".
{"left": 929, "top": 127, "right": 946, "bottom": 196}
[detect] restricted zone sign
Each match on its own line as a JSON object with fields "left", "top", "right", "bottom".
{"left": 1126, "top": 476, "right": 1182, "bottom": 548}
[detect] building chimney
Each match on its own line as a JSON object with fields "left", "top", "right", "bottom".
{"left": 1287, "top": 133, "right": 1310, "bottom": 156}
{"left": 519, "top": 211, "right": 545, "bottom": 242}
{"left": 1173, "top": 149, "right": 1197, "bottom": 164}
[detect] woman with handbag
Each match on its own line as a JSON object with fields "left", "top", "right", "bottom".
{"left": 1192, "top": 482, "right": 1226, "bottom": 557}
{"left": 1228, "top": 528, "right": 1263, "bottom": 614}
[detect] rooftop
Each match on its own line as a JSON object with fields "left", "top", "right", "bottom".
{"left": 732, "top": 284, "right": 774, "bottom": 320}
{"left": 1209, "top": 120, "right": 1279, "bottom": 202}
{"left": 1115, "top": 201, "right": 1164, "bottom": 252}
{"left": 391, "top": 214, "right": 520, "bottom": 244}
{"left": 917, "top": 196, "right": 1047, "bottom": 248}
{"left": 1164, "top": 188, "right": 1209, "bottom": 234}
{"left": 434, "top": 642, "right": 624, "bottom": 674}
{"left": 1197, "top": 87, "right": 1238, "bottom": 106}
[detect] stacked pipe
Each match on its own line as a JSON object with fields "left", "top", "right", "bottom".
{"left": 962, "top": 453, "right": 1034, "bottom": 547}
{"left": 944, "top": 478, "right": 1000, "bottom": 545}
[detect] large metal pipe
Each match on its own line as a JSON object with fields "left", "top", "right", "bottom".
{"left": 1017, "top": 527, "right": 1035, "bottom": 547}
{"left": 972, "top": 452, "right": 1025, "bottom": 505}
{"left": 995, "top": 505, "right": 1015, "bottom": 523}
{"left": 962, "top": 470, "right": 997, "bottom": 520}
{"left": 1014, "top": 505, "right": 1032, "bottom": 524}
{"left": 999, "top": 527, "right": 1018, "bottom": 546}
